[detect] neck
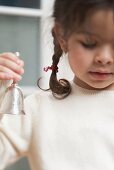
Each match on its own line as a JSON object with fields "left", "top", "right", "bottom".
{"left": 73, "top": 77, "right": 114, "bottom": 91}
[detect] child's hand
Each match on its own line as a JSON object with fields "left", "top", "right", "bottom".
{"left": 0, "top": 52, "right": 24, "bottom": 82}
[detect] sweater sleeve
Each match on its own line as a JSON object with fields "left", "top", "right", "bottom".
{"left": 0, "top": 80, "right": 32, "bottom": 170}
{"left": 0, "top": 80, "right": 12, "bottom": 108}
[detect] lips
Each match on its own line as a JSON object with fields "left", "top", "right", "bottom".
{"left": 89, "top": 71, "right": 113, "bottom": 80}
{"left": 90, "top": 71, "right": 112, "bottom": 74}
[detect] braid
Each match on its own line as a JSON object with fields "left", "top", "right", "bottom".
{"left": 49, "top": 29, "right": 71, "bottom": 99}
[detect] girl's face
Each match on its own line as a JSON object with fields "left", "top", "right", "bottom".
{"left": 66, "top": 9, "right": 114, "bottom": 90}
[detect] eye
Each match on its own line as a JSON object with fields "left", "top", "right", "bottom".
{"left": 80, "top": 41, "right": 97, "bottom": 49}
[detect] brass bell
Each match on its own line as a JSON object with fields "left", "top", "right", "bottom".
{"left": 0, "top": 83, "right": 25, "bottom": 115}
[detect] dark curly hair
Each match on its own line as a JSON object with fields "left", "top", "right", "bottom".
{"left": 39, "top": 0, "right": 114, "bottom": 99}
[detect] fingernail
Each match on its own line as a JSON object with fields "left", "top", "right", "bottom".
{"left": 17, "top": 59, "right": 22, "bottom": 64}
{"left": 20, "top": 68, "right": 24, "bottom": 74}
{"left": 17, "top": 76, "right": 22, "bottom": 81}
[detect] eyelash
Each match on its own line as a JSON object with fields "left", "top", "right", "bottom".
{"left": 80, "top": 42, "right": 97, "bottom": 49}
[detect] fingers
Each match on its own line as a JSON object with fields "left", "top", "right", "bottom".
{"left": 0, "top": 56, "right": 24, "bottom": 74}
{"left": 0, "top": 65, "right": 23, "bottom": 81}
{"left": 0, "top": 52, "right": 24, "bottom": 81}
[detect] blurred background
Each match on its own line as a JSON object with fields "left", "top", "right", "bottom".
{"left": 0, "top": 0, "right": 56, "bottom": 96}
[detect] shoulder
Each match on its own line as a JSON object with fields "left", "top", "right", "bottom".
{"left": 24, "top": 88, "right": 53, "bottom": 103}
{"left": 24, "top": 87, "right": 74, "bottom": 111}
{"left": 24, "top": 89, "right": 52, "bottom": 113}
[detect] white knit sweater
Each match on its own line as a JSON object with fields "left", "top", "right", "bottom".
{"left": 0, "top": 80, "right": 114, "bottom": 170}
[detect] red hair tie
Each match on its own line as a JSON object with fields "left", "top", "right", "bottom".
{"left": 43, "top": 65, "right": 58, "bottom": 72}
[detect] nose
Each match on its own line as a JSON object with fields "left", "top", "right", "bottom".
{"left": 95, "top": 47, "right": 114, "bottom": 65}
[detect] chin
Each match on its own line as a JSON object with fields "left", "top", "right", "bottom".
{"left": 75, "top": 77, "right": 114, "bottom": 90}
{"left": 88, "top": 82, "right": 114, "bottom": 90}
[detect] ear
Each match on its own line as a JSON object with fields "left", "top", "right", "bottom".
{"left": 53, "top": 23, "right": 68, "bottom": 53}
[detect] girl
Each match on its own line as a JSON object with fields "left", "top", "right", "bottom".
{"left": 1, "top": 0, "right": 114, "bottom": 169}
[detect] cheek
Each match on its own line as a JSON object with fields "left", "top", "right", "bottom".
{"left": 68, "top": 50, "right": 87, "bottom": 72}
{"left": 67, "top": 42, "right": 94, "bottom": 74}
